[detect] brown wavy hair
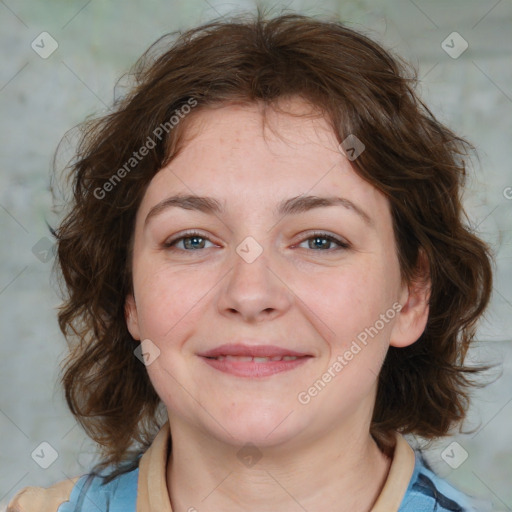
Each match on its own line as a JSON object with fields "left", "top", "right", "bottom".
{"left": 52, "top": 9, "right": 493, "bottom": 479}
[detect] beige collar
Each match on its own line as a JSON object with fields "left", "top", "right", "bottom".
{"left": 370, "top": 433, "right": 416, "bottom": 511}
{"left": 136, "top": 421, "right": 173, "bottom": 512}
{"left": 136, "top": 422, "right": 416, "bottom": 512}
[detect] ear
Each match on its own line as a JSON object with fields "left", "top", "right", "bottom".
{"left": 390, "top": 249, "right": 431, "bottom": 348}
{"left": 125, "top": 294, "right": 141, "bottom": 341}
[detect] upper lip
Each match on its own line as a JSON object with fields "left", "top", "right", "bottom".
{"left": 198, "top": 343, "right": 312, "bottom": 358}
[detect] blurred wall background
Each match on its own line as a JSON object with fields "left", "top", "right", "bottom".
{"left": 1, "top": 0, "right": 511, "bottom": 510}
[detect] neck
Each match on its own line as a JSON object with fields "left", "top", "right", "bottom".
{"left": 166, "top": 418, "right": 392, "bottom": 512}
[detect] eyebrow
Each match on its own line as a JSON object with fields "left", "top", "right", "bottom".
{"left": 144, "top": 194, "right": 373, "bottom": 227}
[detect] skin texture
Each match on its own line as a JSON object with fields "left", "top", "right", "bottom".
{"left": 125, "top": 97, "right": 430, "bottom": 512}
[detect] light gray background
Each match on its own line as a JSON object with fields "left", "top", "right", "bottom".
{"left": 1, "top": 0, "right": 511, "bottom": 510}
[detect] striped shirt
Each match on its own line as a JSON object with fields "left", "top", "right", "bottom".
{"left": 7, "top": 422, "right": 489, "bottom": 512}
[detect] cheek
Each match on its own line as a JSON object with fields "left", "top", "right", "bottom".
{"left": 303, "top": 264, "right": 397, "bottom": 405}
{"left": 133, "top": 259, "right": 216, "bottom": 341}
{"left": 297, "top": 254, "right": 400, "bottom": 371}
{"left": 307, "top": 258, "right": 393, "bottom": 323}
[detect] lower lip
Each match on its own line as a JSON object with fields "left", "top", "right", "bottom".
{"left": 199, "top": 356, "right": 312, "bottom": 377}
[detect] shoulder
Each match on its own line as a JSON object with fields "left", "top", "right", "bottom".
{"left": 399, "top": 451, "right": 491, "bottom": 512}
{"left": 6, "top": 465, "right": 140, "bottom": 512}
{"left": 6, "top": 477, "right": 79, "bottom": 512}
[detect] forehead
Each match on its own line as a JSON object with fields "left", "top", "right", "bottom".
{"left": 177, "top": 97, "right": 336, "bottom": 158}
{"left": 137, "top": 98, "right": 391, "bottom": 229}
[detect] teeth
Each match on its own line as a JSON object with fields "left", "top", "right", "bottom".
{"left": 224, "top": 355, "right": 252, "bottom": 362}
{"left": 213, "top": 355, "right": 299, "bottom": 362}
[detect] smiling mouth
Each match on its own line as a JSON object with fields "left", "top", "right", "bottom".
{"left": 205, "top": 355, "right": 303, "bottom": 362}
{"left": 200, "top": 354, "right": 312, "bottom": 378}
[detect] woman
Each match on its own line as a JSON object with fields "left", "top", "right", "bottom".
{"left": 8, "top": 10, "right": 493, "bottom": 512}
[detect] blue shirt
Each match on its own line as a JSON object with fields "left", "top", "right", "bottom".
{"left": 56, "top": 450, "right": 487, "bottom": 512}
{"left": 398, "top": 452, "right": 488, "bottom": 511}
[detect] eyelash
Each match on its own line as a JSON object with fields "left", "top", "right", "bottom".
{"left": 163, "top": 230, "right": 350, "bottom": 252}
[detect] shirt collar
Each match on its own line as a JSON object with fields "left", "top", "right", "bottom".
{"left": 136, "top": 421, "right": 173, "bottom": 512}
{"left": 370, "top": 432, "right": 416, "bottom": 511}
{"left": 136, "top": 421, "right": 416, "bottom": 512}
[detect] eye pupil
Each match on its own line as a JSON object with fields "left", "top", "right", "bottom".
{"left": 184, "top": 236, "right": 205, "bottom": 249}
{"left": 310, "top": 237, "right": 330, "bottom": 249}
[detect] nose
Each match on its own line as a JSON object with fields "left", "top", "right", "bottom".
{"left": 216, "top": 242, "right": 293, "bottom": 323}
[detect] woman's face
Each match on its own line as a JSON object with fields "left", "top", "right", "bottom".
{"left": 125, "top": 97, "right": 428, "bottom": 448}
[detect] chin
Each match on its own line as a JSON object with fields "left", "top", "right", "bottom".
{"left": 214, "top": 403, "right": 308, "bottom": 448}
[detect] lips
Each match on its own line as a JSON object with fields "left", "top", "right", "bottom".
{"left": 198, "top": 343, "right": 312, "bottom": 359}
{"left": 211, "top": 354, "right": 300, "bottom": 362}
{"left": 198, "top": 343, "right": 313, "bottom": 378}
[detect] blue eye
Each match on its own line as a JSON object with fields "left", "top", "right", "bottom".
{"left": 296, "top": 232, "right": 349, "bottom": 251}
{"left": 164, "top": 231, "right": 349, "bottom": 252}
{"left": 164, "top": 231, "right": 214, "bottom": 251}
